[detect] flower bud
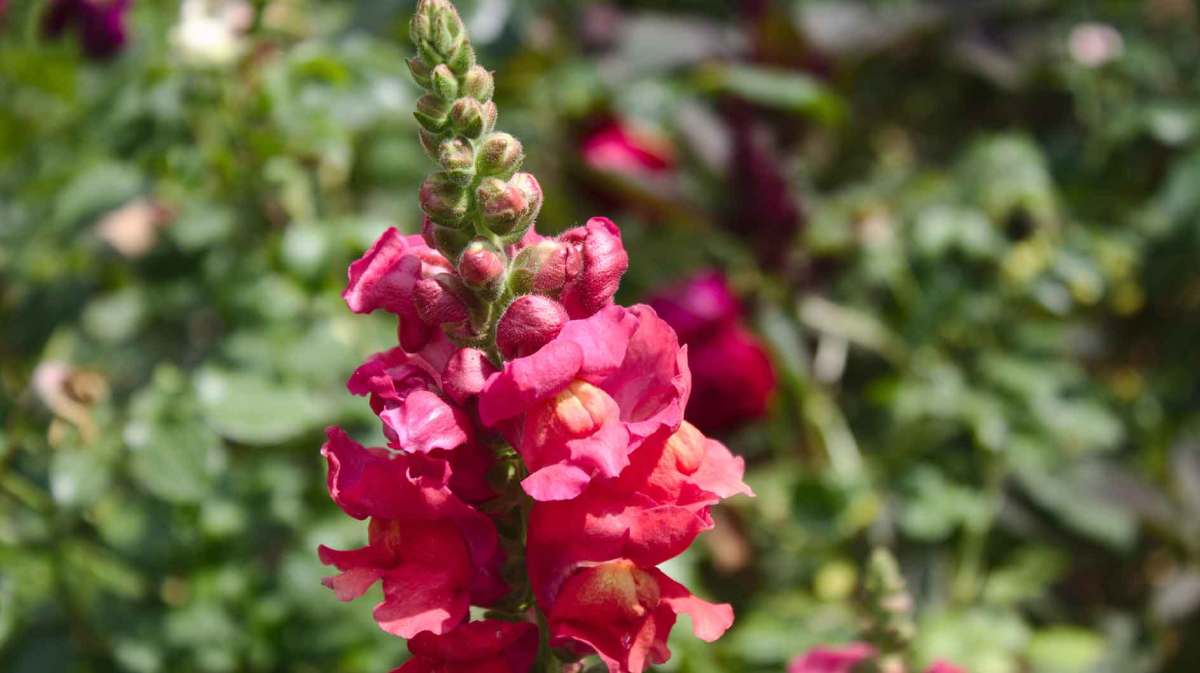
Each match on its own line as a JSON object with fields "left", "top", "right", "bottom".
{"left": 476, "top": 132, "right": 524, "bottom": 178}
{"left": 446, "top": 42, "right": 475, "bottom": 75}
{"left": 438, "top": 137, "right": 476, "bottom": 184}
{"left": 414, "top": 94, "right": 451, "bottom": 132}
{"left": 419, "top": 172, "right": 470, "bottom": 224}
{"left": 509, "top": 172, "right": 543, "bottom": 225}
{"left": 430, "top": 8, "right": 466, "bottom": 58}
{"left": 406, "top": 56, "right": 432, "bottom": 88}
{"left": 497, "top": 295, "right": 568, "bottom": 359}
{"left": 448, "top": 97, "right": 484, "bottom": 138}
{"left": 411, "top": 0, "right": 466, "bottom": 61}
{"left": 422, "top": 216, "right": 473, "bottom": 260}
{"left": 559, "top": 217, "right": 628, "bottom": 318}
{"left": 414, "top": 274, "right": 470, "bottom": 326}
{"left": 430, "top": 64, "right": 459, "bottom": 100}
{"left": 476, "top": 177, "right": 528, "bottom": 234}
{"left": 509, "top": 239, "right": 568, "bottom": 295}
{"left": 462, "top": 65, "right": 494, "bottom": 101}
{"left": 418, "top": 128, "right": 443, "bottom": 160}
{"left": 481, "top": 100, "right": 498, "bottom": 134}
{"left": 442, "top": 347, "right": 497, "bottom": 404}
{"left": 458, "top": 239, "right": 506, "bottom": 289}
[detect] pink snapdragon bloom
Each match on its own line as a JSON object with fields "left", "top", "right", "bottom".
{"left": 392, "top": 620, "right": 538, "bottom": 673}
{"left": 526, "top": 422, "right": 749, "bottom": 673}
{"left": 43, "top": 0, "right": 131, "bottom": 59}
{"left": 347, "top": 348, "right": 493, "bottom": 502}
{"left": 344, "top": 227, "right": 461, "bottom": 354}
{"left": 581, "top": 119, "right": 675, "bottom": 176}
{"left": 478, "top": 304, "right": 689, "bottom": 501}
{"left": 648, "top": 271, "right": 775, "bottom": 433}
{"left": 526, "top": 421, "right": 751, "bottom": 601}
{"left": 317, "top": 428, "right": 505, "bottom": 638}
{"left": 545, "top": 559, "right": 732, "bottom": 673}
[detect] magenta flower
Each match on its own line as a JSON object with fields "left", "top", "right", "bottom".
{"left": 343, "top": 227, "right": 459, "bottom": 355}
{"left": 43, "top": 0, "right": 131, "bottom": 60}
{"left": 347, "top": 348, "right": 492, "bottom": 502}
{"left": 648, "top": 271, "right": 776, "bottom": 433}
{"left": 478, "top": 305, "right": 689, "bottom": 501}
{"left": 317, "top": 428, "right": 505, "bottom": 638}
{"left": 526, "top": 421, "right": 751, "bottom": 606}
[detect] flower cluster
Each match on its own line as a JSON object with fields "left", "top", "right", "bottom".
{"left": 648, "top": 271, "right": 776, "bottom": 433}
{"left": 318, "top": 2, "right": 751, "bottom": 671}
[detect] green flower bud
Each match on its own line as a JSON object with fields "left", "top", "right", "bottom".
{"left": 431, "top": 8, "right": 466, "bottom": 58}
{"left": 462, "top": 65, "right": 494, "bottom": 101}
{"left": 420, "top": 172, "right": 470, "bottom": 224}
{"left": 414, "top": 94, "right": 452, "bottom": 132}
{"left": 476, "top": 132, "right": 524, "bottom": 178}
{"left": 418, "top": 128, "right": 444, "bottom": 160}
{"left": 446, "top": 42, "right": 475, "bottom": 75}
{"left": 481, "top": 100, "right": 498, "bottom": 134}
{"left": 449, "top": 97, "right": 484, "bottom": 138}
{"left": 430, "top": 64, "right": 459, "bottom": 100}
{"left": 438, "top": 137, "right": 476, "bottom": 185}
{"left": 406, "top": 57, "right": 432, "bottom": 88}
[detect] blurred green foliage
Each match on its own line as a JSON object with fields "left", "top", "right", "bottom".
{"left": 2, "top": 1, "right": 1200, "bottom": 672}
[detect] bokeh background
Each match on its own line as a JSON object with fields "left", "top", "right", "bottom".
{"left": 3, "top": 1, "right": 1200, "bottom": 672}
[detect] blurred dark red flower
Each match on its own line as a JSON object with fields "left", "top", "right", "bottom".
{"left": 648, "top": 272, "right": 775, "bottom": 433}
{"left": 43, "top": 0, "right": 131, "bottom": 60}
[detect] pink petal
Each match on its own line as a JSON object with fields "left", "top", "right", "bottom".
{"left": 373, "top": 564, "right": 468, "bottom": 638}
{"left": 380, "top": 390, "right": 470, "bottom": 454}
{"left": 521, "top": 463, "right": 594, "bottom": 502}
{"left": 479, "top": 340, "right": 583, "bottom": 426}
{"left": 651, "top": 569, "right": 734, "bottom": 642}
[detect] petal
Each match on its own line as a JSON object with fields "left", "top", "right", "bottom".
{"left": 373, "top": 565, "right": 469, "bottom": 638}
{"left": 690, "top": 437, "right": 754, "bottom": 500}
{"left": 479, "top": 340, "right": 583, "bottom": 426}
{"left": 521, "top": 463, "right": 594, "bottom": 502}
{"left": 603, "top": 306, "right": 689, "bottom": 442}
{"left": 650, "top": 569, "right": 734, "bottom": 642}
{"left": 344, "top": 229, "right": 428, "bottom": 314}
{"left": 380, "top": 390, "right": 471, "bottom": 454}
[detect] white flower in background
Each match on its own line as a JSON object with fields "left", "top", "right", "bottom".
{"left": 171, "top": 0, "right": 254, "bottom": 66}
{"left": 1069, "top": 22, "right": 1124, "bottom": 68}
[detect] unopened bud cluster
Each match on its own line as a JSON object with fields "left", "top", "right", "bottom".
{"left": 410, "top": 0, "right": 538, "bottom": 260}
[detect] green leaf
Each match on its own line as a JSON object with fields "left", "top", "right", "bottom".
{"left": 693, "top": 64, "right": 845, "bottom": 125}
{"left": 195, "top": 368, "right": 330, "bottom": 445}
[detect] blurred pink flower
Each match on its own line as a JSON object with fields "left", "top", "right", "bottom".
{"left": 788, "top": 643, "right": 874, "bottom": 673}
{"left": 581, "top": 119, "right": 676, "bottom": 175}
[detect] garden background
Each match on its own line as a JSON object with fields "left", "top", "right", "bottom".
{"left": 2, "top": 1, "right": 1199, "bottom": 672}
